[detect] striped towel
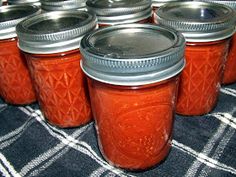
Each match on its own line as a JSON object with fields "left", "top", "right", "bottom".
{"left": 0, "top": 83, "right": 235, "bottom": 177}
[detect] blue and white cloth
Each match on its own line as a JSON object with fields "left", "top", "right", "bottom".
{"left": 0, "top": 83, "right": 236, "bottom": 177}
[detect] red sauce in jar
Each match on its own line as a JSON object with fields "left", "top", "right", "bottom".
{"left": 0, "top": 38, "right": 36, "bottom": 104}
{"left": 25, "top": 49, "right": 91, "bottom": 128}
{"left": 88, "top": 76, "right": 179, "bottom": 170}
{"left": 176, "top": 39, "right": 229, "bottom": 115}
{"left": 222, "top": 33, "right": 236, "bottom": 84}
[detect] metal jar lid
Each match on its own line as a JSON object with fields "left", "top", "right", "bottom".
{"left": 16, "top": 11, "right": 97, "bottom": 54}
{"left": 156, "top": 1, "right": 236, "bottom": 42}
{"left": 86, "top": 0, "right": 152, "bottom": 25}
{"left": 152, "top": 0, "right": 181, "bottom": 8}
{"left": 194, "top": 0, "right": 236, "bottom": 10}
{"left": 8, "top": 0, "right": 41, "bottom": 6}
{"left": 41, "top": 0, "right": 86, "bottom": 11}
{"left": 80, "top": 23, "right": 185, "bottom": 86}
{"left": 0, "top": 5, "right": 40, "bottom": 40}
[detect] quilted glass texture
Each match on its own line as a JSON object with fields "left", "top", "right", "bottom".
{"left": 88, "top": 76, "right": 179, "bottom": 170}
{"left": 176, "top": 39, "right": 229, "bottom": 115}
{"left": 25, "top": 49, "right": 92, "bottom": 128}
{"left": 0, "top": 38, "right": 36, "bottom": 105}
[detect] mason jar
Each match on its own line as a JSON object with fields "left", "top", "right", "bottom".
{"left": 80, "top": 24, "right": 185, "bottom": 170}
{"left": 156, "top": 1, "right": 236, "bottom": 115}
{"left": 16, "top": 11, "right": 97, "bottom": 128}
{"left": 41, "top": 0, "right": 86, "bottom": 12}
{"left": 86, "top": 0, "right": 152, "bottom": 27}
{"left": 0, "top": 5, "right": 39, "bottom": 104}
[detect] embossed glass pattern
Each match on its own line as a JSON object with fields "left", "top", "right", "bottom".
{"left": 0, "top": 38, "right": 36, "bottom": 104}
{"left": 25, "top": 50, "right": 92, "bottom": 128}
{"left": 223, "top": 34, "right": 236, "bottom": 84}
{"left": 193, "top": 1, "right": 236, "bottom": 84}
{"left": 87, "top": 77, "right": 179, "bottom": 170}
{"left": 176, "top": 40, "right": 229, "bottom": 115}
{"left": 0, "top": 5, "right": 39, "bottom": 105}
{"left": 17, "top": 11, "right": 96, "bottom": 127}
{"left": 81, "top": 24, "right": 185, "bottom": 169}
{"left": 156, "top": 1, "right": 235, "bottom": 115}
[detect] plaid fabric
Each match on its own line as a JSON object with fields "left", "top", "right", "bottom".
{"left": 0, "top": 83, "right": 236, "bottom": 177}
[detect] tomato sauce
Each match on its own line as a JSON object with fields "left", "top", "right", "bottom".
{"left": 25, "top": 49, "right": 91, "bottom": 128}
{"left": 176, "top": 39, "right": 229, "bottom": 115}
{"left": 0, "top": 38, "right": 36, "bottom": 104}
{"left": 88, "top": 76, "right": 179, "bottom": 169}
{"left": 223, "top": 33, "right": 236, "bottom": 84}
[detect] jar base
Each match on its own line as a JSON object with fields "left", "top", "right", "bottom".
{"left": 99, "top": 141, "right": 172, "bottom": 171}
{"left": 45, "top": 117, "right": 93, "bottom": 129}
{"left": 2, "top": 98, "right": 37, "bottom": 106}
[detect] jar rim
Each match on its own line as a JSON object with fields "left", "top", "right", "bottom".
{"left": 155, "top": 1, "right": 236, "bottom": 42}
{"left": 96, "top": 7, "right": 152, "bottom": 25}
{"left": 16, "top": 11, "right": 97, "bottom": 54}
{"left": 8, "top": 0, "right": 40, "bottom": 6}
{"left": 194, "top": 0, "right": 236, "bottom": 10}
{"left": 41, "top": 0, "right": 86, "bottom": 11}
{"left": 152, "top": 0, "right": 182, "bottom": 7}
{"left": 86, "top": 0, "right": 151, "bottom": 16}
{"left": 0, "top": 5, "right": 40, "bottom": 40}
{"left": 80, "top": 23, "right": 185, "bottom": 86}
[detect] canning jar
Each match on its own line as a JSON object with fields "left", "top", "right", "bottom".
{"left": 80, "top": 24, "right": 185, "bottom": 170}
{"left": 16, "top": 11, "right": 97, "bottom": 128}
{"left": 156, "top": 2, "right": 236, "bottom": 116}
{"left": 41, "top": 0, "right": 86, "bottom": 11}
{"left": 86, "top": 0, "right": 152, "bottom": 27}
{"left": 196, "top": 0, "right": 236, "bottom": 84}
{"left": 8, "top": 0, "right": 40, "bottom": 6}
{"left": 0, "top": 5, "right": 39, "bottom": 105}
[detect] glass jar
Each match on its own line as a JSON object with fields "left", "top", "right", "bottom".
{"left": 16, "top": 11, "right": 97, "bottom": 128}
{"left": 81, "top": 24, "right": 185, "bottom": 170}
{"left": 196, "top": 0, "right": 236, "bottom": 84}
{"left": 0, "top": 5, "right": 39, "bottom": 105}
{"left": 156, "top": 1, "right": 236, "bottom": 115}
{"left": 86, "top": 0, "right": 152, "bottom": 27}
{"left": 8, "top": 0, "right": 41, "bottom": 6}
{"left": 41, "top": 0, "right": 86, "bottom": 11}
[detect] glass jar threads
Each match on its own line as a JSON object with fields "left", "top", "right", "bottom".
{"left": 86, "top": 0, "right": 152, "bottom": 26}
{"left": 156, "top": 1, "right": 236, "bottom": 116}
{"left": 41, "top": 0, "right": 86, "bottom": 11}
{"left": 0, "top": 5, "right": 39, "bottom": 104}
{"left": 16, "top": 11, "right": 97, "bottom": 128}
{"left": 81, "top": 24, "right": 185, "bottom": 170}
